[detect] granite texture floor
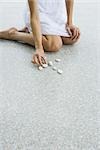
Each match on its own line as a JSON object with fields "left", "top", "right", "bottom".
{"left": 0, "top": 2, "right": 100, "bottom": 150}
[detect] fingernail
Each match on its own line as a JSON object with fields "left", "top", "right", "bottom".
{"left": 31, "top": 60, "right": 34, "bottom": 63}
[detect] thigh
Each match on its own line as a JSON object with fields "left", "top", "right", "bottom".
{"left": 28, "top": 33, "right": 62, "bottom": 46}
{"left": 44, "top": 35, "right": 62, "bottom": 44}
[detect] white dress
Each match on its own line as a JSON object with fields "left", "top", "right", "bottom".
{"left": 24, "top": 0, "right": 69, "bottom": 37}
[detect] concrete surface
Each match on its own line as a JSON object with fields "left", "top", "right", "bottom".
{"left": 0, "top": 2, "right": 100, "bottom": 150}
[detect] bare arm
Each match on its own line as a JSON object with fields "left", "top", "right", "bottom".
{"left": 65, "top": 0, "right": 74, "bottom": 25}
{"left": 28, "top": 0, "right": 43, "bottom": 50}
{"left": 28, "top": 0, "right": 47, "bottom": 66}
{"left": 65, "top": 0, "right": 80, "bottom": 41}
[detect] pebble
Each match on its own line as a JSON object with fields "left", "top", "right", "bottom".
{"left": 42, "top": 64, "right": 48, "bottom": 68}
{"left": 38, "top": 66, "right": 43, "bottom": 71}
{"left": 48, "top": 61, "right": 53, "bottom": 66}
{"left": 38, "top": 59, "right": 63, "bottom": 74}
{"left": 57, "top": 69, "right": 63, "bottom": 74}
{"left": 52, "top": 66, "right": 57, "bottom": 71}
{"left": 55, "top": 59, "right": 61, "bottom": 62}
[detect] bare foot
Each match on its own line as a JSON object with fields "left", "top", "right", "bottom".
{"left": 0, "top": 26, "right": 29, "bottom": 40}
{"left": 0, "top": 27, "right": 18, "bottom": 39}
{"left": 19, "top": 27, "right": 29, "bottom": 33}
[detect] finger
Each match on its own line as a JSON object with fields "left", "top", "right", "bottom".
{"left": 38, "top": 55, "right": 43, "bottom": 66}
{"left": 77, "top": 27, "right": 80, "bottom": 34}
{"left": 75, "top": 36, "right": 80, "bottom": 43}
{"left": 77, "top": 32, "right": 81, "bottom": 40}
{"left": 31, "top": 55, "right": 36, "bottom": 64}
{"left": 67, "top": 27, "right": 72, "bottom": 36}
{"left": 73, "top": 32, "right": 80, "bottom": 43}
{"left": 31, "top": 60, "right": 35, "bottom": 64}
{"left": 71, "top": 28, "right": 77, "bottom": 40}
{"left": 76, "top": 29, "right": 80, "bottom": 40}
{"left": 41, "top": 57, "right": 45, "bottom": 64}
{"left": 72, "top": 31, "right": 78, "bottom": 40}
{"left": 41, "top": 56, "right": 47, "bottom": 64}
{"left": 34, "top": 55, "right": 40, "bottom": 65}
{"left": 72, "top": 32, "right": 79, "bottom": 42}
{"left": 75, "top": 28, "right": 79, "bottom": 39}
{"left": 77, "top": 28, "right": 81, "bottom": 36}
{"left": 71, "top": 28, "right": 81, "bottom": 42}
{"left": 43, "top": 56, "right": 47, "bottom": 64}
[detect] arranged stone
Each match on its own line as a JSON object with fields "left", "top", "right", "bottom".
{"left": 55, "top": 58, "right": 61, "bottom": 62}
{"left": 52, "top": 66, "right": 57, "bottom": 71}
{"left": 38, "top": 59, "right": 63, "bottom": 74}
{"left": 48, "top": 61, "right": 53, "bottom": 66}
{"left": 38, "top": 66, "right": 43, "bottom": 71}
{"left": 57, "top": 69, "right": 63, "bottom": 74}
{"left": 42, "top": 64, "right": 48, "bottom": 68}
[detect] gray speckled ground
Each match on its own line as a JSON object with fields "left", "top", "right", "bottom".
{"left": 0, "top": 2, "right": 100, "bottom": 150}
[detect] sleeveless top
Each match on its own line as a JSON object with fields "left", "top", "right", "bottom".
{"left": 24, "top": 0, "right": 69, "bottom": 37}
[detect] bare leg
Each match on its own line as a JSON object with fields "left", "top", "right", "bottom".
{"left": 0, "top": 28, "right": 62, "bottom": 52}
{"left": 62, "top": 36, "right": 80, "bottom": 45}
{"left": 0, "top": 28, "right": 35, "bottom": 45}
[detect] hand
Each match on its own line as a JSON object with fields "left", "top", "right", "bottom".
{"left": 31, "top": 49, "right": 47, "bottom": 66}
{"left": 66, "top": 24, "right": 80, "bottom": 42}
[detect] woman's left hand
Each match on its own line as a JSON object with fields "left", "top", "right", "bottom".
{"left": 66, "top": 24, "right": 80, "bottom": 41}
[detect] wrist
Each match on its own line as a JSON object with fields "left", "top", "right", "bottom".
{"left": 67, "top": 20, "right": 73, "bottom": 26}
{"left": 36, "top": 48, "right": 44, "bottom": 53}
{"left": 35, "top": 39, "right": 43, "bottom": 50}
{"left": 35, "top": 45, "right": 44, "bottom": 52}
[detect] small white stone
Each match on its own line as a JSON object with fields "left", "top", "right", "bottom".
{"left": 42, "top": 64, "right": 48, "bottom": 68}
{"left": 38, "top": 66, "right": 43, "bottom": 71}
{"left": 52, "top": 66, "right": 57, "bottom": 71}
{"left": 57, "top": 69, "right": 63, "bottom": 74}
{"left": 55, "top": 58, "right": 61, "bottom": 62}
{"left": 48, "top": 61, "right": 53, "bottom": 66}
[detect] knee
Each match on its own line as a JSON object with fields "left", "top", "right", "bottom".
{"left": 46, "top": 39, "right": 62, "bottom": 52}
